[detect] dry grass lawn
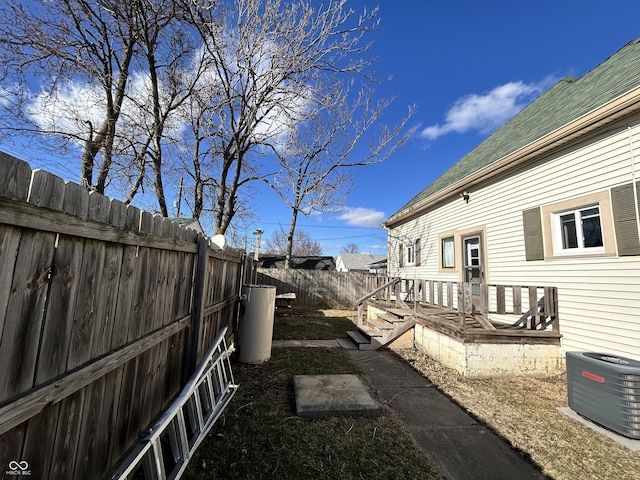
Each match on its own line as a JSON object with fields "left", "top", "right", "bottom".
{"left": 396, "top": 347, "right": 640, "bottom": 480}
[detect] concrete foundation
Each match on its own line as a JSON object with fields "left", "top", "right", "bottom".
{"left": 414, "top": 323, "right": 564, "bottom": 378}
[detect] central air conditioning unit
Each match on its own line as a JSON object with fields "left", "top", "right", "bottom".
{"left": 566, "top": 351, "right": 640, "bottom": 439}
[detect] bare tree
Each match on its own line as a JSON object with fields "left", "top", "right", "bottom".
{"left": 343, "top": 243, "right": 360, "bottom": 254}
{"left": 264, "top": 229, "right": 323, "bottom": 256}
{"left": 267, "top": 80, "right": 415, "bottom": 267}
{"left": 120, "top": 0, "right": 204, "bottom": 216}
{"left": 0, "top": 0, "right": 138, "bottom": 191}
{"left": 182, "top": 0, "right": 392, "bottom": 235}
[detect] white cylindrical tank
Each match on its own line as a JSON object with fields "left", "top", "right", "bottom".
{"left": 238, "top": 285, "right": 276, "bottom": 363}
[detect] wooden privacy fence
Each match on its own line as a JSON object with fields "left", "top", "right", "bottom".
{"left": 255, "top": 269, "right": 371, "bottom": 309}
{"left": 0, "top": 153, "right": 249, "bottom": 479}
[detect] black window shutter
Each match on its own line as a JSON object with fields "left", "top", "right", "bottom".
{"left": 611, "top": 181, "right": 640, "bottom": 256}
{"left": 399, "top": 244, "right": 404, "bottom": 267}
{"left": 522, "top": 207, "right": 544, "bottom": 261}
{"left": 415, "top": 239, "right": 421, "bottom": 266}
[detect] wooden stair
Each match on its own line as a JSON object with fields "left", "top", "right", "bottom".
{"left": 347, "top": 307, "right": 416, "bottom": 350}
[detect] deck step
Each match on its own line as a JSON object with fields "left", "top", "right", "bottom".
{"left": 347, "top": 330, "right": 370, "bottom": 345}
{"left": 387, "top": 308, "right": 414, "bottom": 318}
{"left": 377, "top": 313, "right": 404, "bottom": 324}
{"left": 360, "top": 325, "right": 382, "bottom": 337}
{"left": 367, "top": 316, "right": 395, "bottom": 330}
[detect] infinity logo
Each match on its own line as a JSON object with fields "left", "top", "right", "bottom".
{"left": 8, "top": 461, "right": 28, "bottom": 471}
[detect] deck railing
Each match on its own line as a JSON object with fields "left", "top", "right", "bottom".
{"left": 361, "top": 276, "right": 559, "bottom": 332}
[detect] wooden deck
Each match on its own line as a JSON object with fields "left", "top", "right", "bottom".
{"left": 360, "top": 276, "right": 562, "bottom": 346}
{"left": 412, "top": 303, "right": 562, "bottom": 345}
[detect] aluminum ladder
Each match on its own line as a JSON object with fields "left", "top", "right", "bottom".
{"left": 111, "top": 327, "right": 238, "bottom": 479}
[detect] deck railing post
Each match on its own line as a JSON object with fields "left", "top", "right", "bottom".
{"left": 457, "top": 283, "right": 466, "bottom": 330}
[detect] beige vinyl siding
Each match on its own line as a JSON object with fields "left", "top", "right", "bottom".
{"left": 390, "top": 118, "right": 640, "bottom": 359}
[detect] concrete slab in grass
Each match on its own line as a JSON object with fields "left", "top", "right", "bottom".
{"left": 293, "top": 374, "right": 383, "bottom": 418}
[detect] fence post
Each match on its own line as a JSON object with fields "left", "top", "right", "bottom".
{"left": 188, "top": 235, "right": 209, "bottom": 374}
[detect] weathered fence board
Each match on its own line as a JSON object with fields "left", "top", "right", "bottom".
{"left": 255, "top": 269, "right": 370, "bottom": 308}
{"left": 0, "top": 154, "right": 246, "bottom": 479}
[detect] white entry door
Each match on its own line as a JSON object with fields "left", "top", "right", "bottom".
{"left": 463, "top": 235, "right": 484, "bottom": 300}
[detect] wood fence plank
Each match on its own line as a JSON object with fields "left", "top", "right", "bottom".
{"left": 0, "top": 230, "right": 56, "bottom": 400}
{"left": 0, "top": 226, "right": 22, "bottom": 344}
{"left": 90, "top": 243, "right": 123, "bottom": 358}
{"left": 28, "top": 169, "right": 65, "bottom": 210}
{"left": 124, "top": 204, "right": 141, "bottom": 232}
{"left": 72, "top": 376, "right": 107, "bottom": 480}
{"left": 61, "top": 181, "right": 89, "bottom": 219}
{"left": 110, "top": 246, "right": 139, "bottom": 349}
{"left": 147, "top": 338, "right": 170, "bottom": 422}
{"left": 49, "top": 389, "right": 85, "bottom": 479}
{"left": 138, "top": 246, "right": 160, "bottom": 337}
{"left": 0, "top": 153, "right": 32, "bottom": 201}
{"left": 168, "top": 329, "right": 189, "bottom": 398}
{"left": 123, "top": 348, "right": 153, "bottom": 445}
{"left": 0, "top": 422, "right": 26, "bottom": 473}
{"left": 152, "top": 248, "right": 170, "bottom": 330}
{"left": 99, "top": 366, "right": 126, "bottom": 479}
{"left": 109, "top": 199, "right": 127, "bottom": 229}
{"left": 66, "top": 238, "right": 107, "bottom": 370}
{"left": 88, "top": 191, "right": 111, "bottom": 224}
{"left": 21, "top": 398, "right": 61, "bottom": 478}
{"left": 112, "top": 356, "right": 140, "bottom": 465}
{"left": 35, "top": 233, "right": 85, "bottom": 384}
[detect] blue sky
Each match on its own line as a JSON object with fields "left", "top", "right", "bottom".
{"left": 3, "top": 0, "right": 640, "bottom": 257}
{"left": 252, "top": 0, "right": 640, "bottom": 257}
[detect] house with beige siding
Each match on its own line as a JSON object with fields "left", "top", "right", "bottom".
{"left": 382, "top": 39, "right": 640, "bottom": 368}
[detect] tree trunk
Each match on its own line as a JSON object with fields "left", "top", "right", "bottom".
{"left": 285, "top": 208, "right": 299, "bottom": 269}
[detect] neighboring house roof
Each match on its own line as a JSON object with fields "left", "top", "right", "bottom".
{"left": 336, "top": 253, "right": 386, "bottom": 271}
{"left": 257, "top": 255, "right": 336, "bottom": 270}
{"left": 385, "top": 39, "right": 640, "bottom": 226}
{"left": 169, "top": 217, "right": 204, "bottom": 234}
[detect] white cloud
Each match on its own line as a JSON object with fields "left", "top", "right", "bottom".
{"left": 338, "top": 207, "right": 386, "bottom": 227}
{"left": 420, "top": 78, "right": 555, "bottom": 141}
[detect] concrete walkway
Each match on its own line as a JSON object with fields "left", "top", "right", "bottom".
{"left": 274, "top": 340, "right": 549, "bottom": 480}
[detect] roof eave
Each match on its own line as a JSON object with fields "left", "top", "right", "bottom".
{"left": 383, "top": 85, "right": 640, "bottom": 228}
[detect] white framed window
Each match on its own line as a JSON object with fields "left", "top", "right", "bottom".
{"left": 441, "top": 236, "right": 455, "bottom": 268}
{"left": 406, "top": 244, "right": 415, "bottom": 265}
{"left": 551, "top": 204, "right": 604, "bottom": 254}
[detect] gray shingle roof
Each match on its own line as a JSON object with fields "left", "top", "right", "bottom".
{"left": 392, "top": 39, "right": 640, "bottom": 217}
{"left": 337, "top": 253, "right": 386, "bottom": 270}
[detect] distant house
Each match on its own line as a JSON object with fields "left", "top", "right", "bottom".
{"left": 336, "top": 253, "right": 387, "bottom": 273}
{"left": 383, "top": 39, "right": 640, "bottom": 362}
{"left": 257, "top": 255, "right": 336, "bottom": 270}
{"left": 169, "top": 217, "right": 204, "bottom": 234}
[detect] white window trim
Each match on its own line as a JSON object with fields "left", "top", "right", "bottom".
{"left": 550, "top": 203, "right": 605, "bottom": 255}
